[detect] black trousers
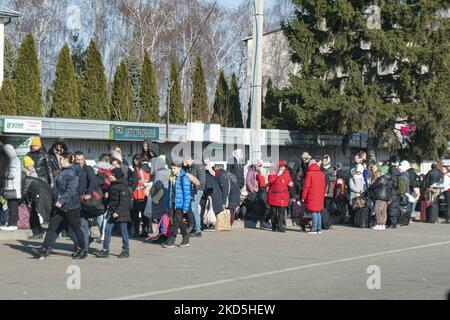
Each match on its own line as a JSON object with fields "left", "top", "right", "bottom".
{"left": 170, "top": 209, "right": 189, "bottom": 240}
{"left": 43, "top": 208, "right": 85, "bottom": 250}
{"left": 7, "top": 199, "right": 19, "bottom": 226}
{"left": 131, "top": 200, "right": 150, "bottom": 235}
{"left": 29, "top": 207, "right": 42, "bottom": 233}
{"left": 336, "top": 199, "right": 348, "bottom": 224}
{"left": 270, "top": 206, "right": 286, "bottom": 230}
{"left": 445, "top": 192, "right": 450, "bottom": 221}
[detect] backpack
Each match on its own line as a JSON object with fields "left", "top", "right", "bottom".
{"left": 18, "top": 204, "right": 30, "bottom": 230}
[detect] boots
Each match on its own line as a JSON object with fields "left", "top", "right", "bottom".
{"left": 31, "top": 247, "right": 51, "bottom": 260}
{"left": 73, "top": 247, "right": 88, "bottom": 259}
{"left": 118, "top": 250, "right": 130, "bottom": 258}
{"left": 95, "top": 249, "right": 110, "bottom": 258}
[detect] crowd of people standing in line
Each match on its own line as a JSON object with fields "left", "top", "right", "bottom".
{"left": 0, "top": 138, "right": 449, "bottom": 260}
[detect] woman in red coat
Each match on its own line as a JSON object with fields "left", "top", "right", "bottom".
{"left": 268, "top": 160, "right": 293, "bottom": 232}
{"left": 302, "top": 158, "right": 326, "bottom": 234}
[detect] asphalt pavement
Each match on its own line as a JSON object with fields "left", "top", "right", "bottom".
{"left": 0, "top": 220, "right": 449, "bottom": 300}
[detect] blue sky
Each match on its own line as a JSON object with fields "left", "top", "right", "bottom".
{"left": 217, "top": 0, "right": 275, "bottom": 9}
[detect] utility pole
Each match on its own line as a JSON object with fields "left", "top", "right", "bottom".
{"left": 250, "top": 0, "right": 264, "bottom": 163}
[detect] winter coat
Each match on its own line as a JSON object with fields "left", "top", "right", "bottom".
{"left": 388, "top": 167, "right": 402, "bottom": 217}
{"left": 246, "top": 165, "right": 258, "bottom": 194}
{"left": 216, "top": 170, "right": 241, "bottom": 209}
{"left": 168, "top": 169, "right": 192, "bottom": 212}
{"left": 76, "top": 164, "right": 98, "bottom": 196}
{"left": 349, "top": 174, "right": 366, "bottom": 201}
{"left": 268, "top": 162, "right": 293, "bottom": 208}
{"left": 47, "top": 139, "right": 68, "bottom": 178}
{"left": 27, "top": 147, "right": 53, "bottom": 186}
{"left": 204, "top": 171, "right": 224, "bottom": 214}
{"left": 426, "top": 166, "right": 443, "bottom": 188}
{"left": 107, "top": 176, "right": 131, "bottom": 223}
{"left": 369, "top": 174, "right": 393, "bottom": 202}
{"left": 2, "top": 145, "right": 22, "bottom": 200}
{"left": 301, "top": 163, "right": 326, "bottom": 212}
{"left": 186, "top": 163, "right": 206, "bottom": 192}
{"left": 322, "top": 165, "right": 337, "bottom": 198}
{"left": 145, "top": 157, "right": 170, "bottom": 220}
{"left": 55, "top": 165, "right": 81, "bottom": 211}
{"left": 21, "top": 174, "right": 53, "bottom": 223}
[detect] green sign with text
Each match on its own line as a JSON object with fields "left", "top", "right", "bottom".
{"left": 109, "top": 125, "right": 160, "bottom": 142}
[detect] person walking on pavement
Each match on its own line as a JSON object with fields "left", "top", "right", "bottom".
{"left": 31, "top": 152, "right": 87, "bottom": 260}
{"left": 162, "top": 162, "right": 192, "bottom": 248}
{"left": 0, "top": 144, "right": 22, "bottom": 231}
{"left": 183, "top": 155, "right": 206, "bottom": 238}
{"left": 69, "top": 151, "right": 99, "bottom": 251}
{"left": 302, "top": 157, "right": 326, "bottom": 235}
{"left": 268, "top": 160, "right": 293, "bottom": 233}
{"left": 214, "top": 164, "right": 241, "bottom": 226}
{"left": 95, "top": 168, "right": 131, "bottom": 259}
{"left": 26, "top": 137, "right": 53, "bottom": 187}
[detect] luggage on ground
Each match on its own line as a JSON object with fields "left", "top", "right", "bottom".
{"left": 321, "top": 208, "right": 332, "bottom": 230}
{"left": 353, "top": 207, "right": 369, "bottom": 228}
{"left": 18, "top": 204, "right": 31, "bottom": 230}
{"left": 216, "top": 209, "right": 232, "bottom": 232}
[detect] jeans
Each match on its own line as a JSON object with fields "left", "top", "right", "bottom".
{"left": 192, "top": 190, "right": 204, "bottom": 233}
{"left": 312, "top": 212, "right": 322, "bottom": 232}
{"left": 103, "top": 217, "right": 129, "bottom": 251}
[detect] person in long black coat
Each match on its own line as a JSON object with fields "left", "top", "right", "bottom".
{"left": 214, "top": 166, "right": 240, "bottom": 214}
{"left": 95, "top": 168, "right": 131, "bottom": 259}
{"left": 21, "top": 173, "right": 53, "bottom": 238}
{"left": 387, "top": 165, "right": 401, "bottom": 229}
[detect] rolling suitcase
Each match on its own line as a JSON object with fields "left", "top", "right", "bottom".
{"left": 353, "top": 207, "right": 369, "bottom": 228}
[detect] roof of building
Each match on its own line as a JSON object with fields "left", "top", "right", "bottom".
{"left": 0, "top": 6, "right": 21, "bottom": 18}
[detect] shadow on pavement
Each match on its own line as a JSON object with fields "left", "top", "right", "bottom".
{"left": 3, "top": 240, "right": 74, "bottom": 258}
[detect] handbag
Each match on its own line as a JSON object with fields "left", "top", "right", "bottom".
{"left": 81, "top": 187, "right": 103, "bottom": 209}
{"left": 216, "top": 209, "right": 232, "bottom": 232}
{"left": 352, "top": 195, "right": 367, "bottom": 210}
{"left": 203, "top": 197, "right": 217, "bottom": 226}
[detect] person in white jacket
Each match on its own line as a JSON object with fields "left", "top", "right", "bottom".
{"left": 432, "top": 165, "right": 450, "bottom": 224}
{"left": 0, "top": 144, "right": 22, "bottom": 231}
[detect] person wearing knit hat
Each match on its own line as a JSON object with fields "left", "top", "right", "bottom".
{"left": 26, "top": 137, "right": 53, "bottom": 186}
{"left": 95, "top": 166, "right": 131, "bottom": 259}
{"left": 23, "top": 156, "right": 38, "bottom": 178}
{"left": 31, "top": 136, "right": 42, "bottom": 148}
{"left": 379, "top": 166, "right": 389, "bottom": 175}
{"left": 399, "top": 160, "right": 411, "bottom": 173}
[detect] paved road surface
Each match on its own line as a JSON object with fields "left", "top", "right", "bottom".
{"left": 0, "top": 222, "right": 449, "bottom": 300}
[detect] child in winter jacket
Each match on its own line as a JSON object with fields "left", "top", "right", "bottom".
{"left": 95, "top": 168, "right": 131, "bottom": 259}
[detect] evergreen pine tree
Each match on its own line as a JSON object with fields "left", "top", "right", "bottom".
{"left": 111, "top": 60, "right": 133, "bottom": 121}
{"left": 127, "top": 47, "right": 141, "bottom": 121}
{"left": 140, "top": 52, "right": 160, "bottom": 123}
{"left": 189, "top": 57, "right": 209, "bottom": 123}
{"left": 262, "top": 78, "right": 283, "bottom": 129}
{"left": 80, "top": 40, "right": 110, "bottom": 120}
{"left": 229, "top": 73, "right": 243, "bottom": 128}
{"left": 69, "top": 33, "right": 87, "bottom": 78}
{"left": 51, "top": 44, "right": 80, "bottom": 119}
{"left": 280, "top": 0, "right": 450, "bottom": 161}
{"left": 4, "top": 37, "right": 16, "bottom": 79}
{"left": 168, "top": 62, "right": 184, "bottom": 125}
{"left": 15, "top": 34, "right": 42, "bottom": 116}
{"left": 0, "top": 78, "right": 17, "bottom": 116}
{"left": 212, "top": 71, "right": 230, "bottom": 127}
